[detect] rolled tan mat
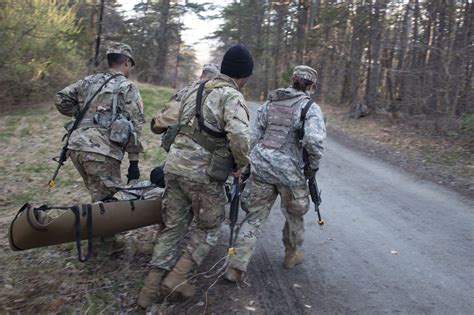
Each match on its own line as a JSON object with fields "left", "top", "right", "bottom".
{"left": 9, "top": 198, "right": 163, "bottom": 251}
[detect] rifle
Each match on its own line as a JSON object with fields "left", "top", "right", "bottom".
{"left": 297, "top": 99, "right": 324, "bottom": 226}
{"left": 303, "top": 150, "right": 324, "bottom": 226}
{"left": 48, "top": 74, "right": 122, "bottom": 188}
{"left": 308, "top": 171, "right": 324, "bottom": 226}
{"left": 227, "top": 175, "right": 240, "bottom": 256}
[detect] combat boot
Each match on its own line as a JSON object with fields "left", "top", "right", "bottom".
{"left": 160, "top": 254, "right": 196, "bottom": 300}
{"left": 224, "top": 267, "right": 244, "bottom": 283}
{"left": 137, "top": 269, "right": 167, "bottom": 309}
{"left": 283, "top": 249, "right": 304, "bottom": 269}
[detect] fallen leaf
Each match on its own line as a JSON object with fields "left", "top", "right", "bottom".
{"left": 48, "top": 299, "right": 62, "bottom": 311}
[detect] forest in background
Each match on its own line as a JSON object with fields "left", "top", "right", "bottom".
{"left": 0, "top": 0, "right": 203, "bottom": 107}
{"left": 0, "top": 0, "right": 472, "bottom": 134}
{"left": 213, "top": 0, "right": 473, "bottom": 134}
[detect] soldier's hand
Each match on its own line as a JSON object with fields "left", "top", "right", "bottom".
{"left": 304, "top": 165, "right": 318, "bottom": 179}
{"left": 231, "top": 165, "right": 248, "bottom": 178}
{"left": 127, "top": 160, "right": 140, "bottom": 183}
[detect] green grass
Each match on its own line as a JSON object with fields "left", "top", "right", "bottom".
{"left": 137, "top": 83, "right": 174, "bottom": 166}
{"left": 11, "top": 190, "right": 41, "bottom": 206}
{"left": 19, "top": 127, "right": 32, "bottom": 137}
{"left": 16, "top": 162, "right": 53, "bottom": 174}
{"left": 9, "top": 106, "right": 51, "bottom": 117}
{"left": 138, "top": 83, "right": 175, "bottom": 118}
{"left": 143, "top": 146, "right": 167, "bottom": 164}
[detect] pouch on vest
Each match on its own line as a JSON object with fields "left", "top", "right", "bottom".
{"left": 194, "top": 80, "right": 234, "bottom": 181}
{"left": 109, "top": 114, "right": 133, "bottom": 146}
{"left": 161, "top": 122, "right": 180, "bottom": 152}
{"left": 93, "top": 110, "right": 114, "bottom": 128}
{"left": 206, "top": 146, "right": 234, "bottom": 182}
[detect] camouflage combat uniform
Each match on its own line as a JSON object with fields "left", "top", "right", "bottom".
{"left": 55, "top": 44, "right": 145, "bottom": 202}
{"left": 112, "top": 180, "right": 164, "bottom": 201}
{"left": 151, "top": 64, "right": 220, "bottom": 135}
{"left": 228, "top": 70, "right": 326, "bottom": 272}
{"left": 150, "top": 73, "right": 250, "bottom": 270}
{"left": 149, "top": 83, "right": 198, "bottom": 135}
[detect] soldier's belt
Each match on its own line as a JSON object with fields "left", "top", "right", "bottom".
{"left": 9, "top": 199, "right": 163, "bottom": 261}
{"left": 179, "top": 124, "right": 226, "bottom": 153}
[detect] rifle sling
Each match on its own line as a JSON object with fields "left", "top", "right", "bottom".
{"left": 178, "top": 80, "right": 228, "bottom": 153}
{"left": 69, "top": 73, "right": 124, "bottom": 139}
{"left": 298, "top": 98, "right": 313, "bottom": 140}
{"left": 180, "top": 123, "right": 226, "bottom": 153}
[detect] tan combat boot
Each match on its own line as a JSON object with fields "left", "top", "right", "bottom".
{"left": 137, "top": 269, "right": 167, "bottom": 309}
{"left": 160, "top": 254, "right": 196, "bottom": 300}
{"left": 283, "top": 249, "right": 304, "bottom": 269}
{"left": 224, "top": 267, "right": 244, "bottom": 283}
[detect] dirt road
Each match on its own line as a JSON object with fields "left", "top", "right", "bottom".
{"left": 189, "top": 103, "right": 473, "bottom": 315}
{"left": 238, "top": 133, "right": 474, "bottom": 314}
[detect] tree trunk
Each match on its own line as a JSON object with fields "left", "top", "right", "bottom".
{"left": 365, "top": 1, "right": 385, "bottom": 111}
{"left": 93, "top": 0, "right": 105, "bottom": 67}
{"left": 156, "top": 0, "right": 171, "bottom": 85}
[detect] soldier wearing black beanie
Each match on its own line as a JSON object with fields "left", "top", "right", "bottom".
{"left": 138, "top": 45, "right": 253, "bottom": 309}
{"left": 220, "top": 44, "right": 254, "bottom": 79}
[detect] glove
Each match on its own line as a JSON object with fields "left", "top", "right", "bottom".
{"left": 150, "top": 166, "right": 165, "bottom": 188}
{"left": 127, "top": 160, "right": 140, "bottom": 183}
{"left": 304, "top": 165, "right": 318, "bottom": 179}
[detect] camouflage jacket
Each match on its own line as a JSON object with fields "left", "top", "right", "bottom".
{"left": 112, "top": 180, "right": 163, "bottom": 201}
{"left": 150, "top": 81, "right": 199, "bottom": 134}
{"left": 164, "top": 74, "right": 250, "bottom": 184}
{"left": 55, "top": 69, "right": 145, "bottom": 161}
{"left": 251, "top": 87, "right": 326, "bottom": 187}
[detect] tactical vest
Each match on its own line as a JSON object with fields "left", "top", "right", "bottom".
{"left": 178, "top": 80, "right": 235, "bottom": 181}
{"left": 68, "top": 74, "right": 136, "bottom": 147}
{"left": 261, "top": 96, "right": 309, "bottom": 150}
{"left": 77, "top": 73, "right": 125, "bottom": 129}
{"left": 179, "top": 80, "right": 231, "bottom": 151}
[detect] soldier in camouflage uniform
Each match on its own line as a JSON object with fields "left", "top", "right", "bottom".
{"left": 138, "top": 45, "right": 253, "bottom": 308}
{"left": 151, "top": 63, "right": 220, "bottom": 135}
{"left": 55, "top": 42, "right": 145, "bottom": 203}
{"left": 225, "top": 65, "right": 326, "bottom": 282}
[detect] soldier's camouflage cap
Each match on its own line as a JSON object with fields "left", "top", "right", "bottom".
{"left": 202, "top": 63, "right": 220, "bottom": 75}
{"left": 106, "top": 42, "right": 135, "bottom": 66}
{"left": 292, "top": 65, "right": 318, "bottom": 83}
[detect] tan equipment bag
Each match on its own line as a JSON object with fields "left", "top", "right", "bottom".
{"left": 9, "top": 199, "right": 162, "bottom": 262}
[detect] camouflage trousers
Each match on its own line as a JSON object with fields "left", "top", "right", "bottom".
{"left": 69, "top": 150, "right": 121, "bottom": 202}
{"left": 229, "top": 176, "right": 310, "bottom": 272}
{"left": 150, "top": 173, "right": 227, "bottom": 270}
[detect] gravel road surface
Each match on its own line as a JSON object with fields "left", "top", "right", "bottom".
{"left": 171, "top": 103, "right": 473, "bottom": 314}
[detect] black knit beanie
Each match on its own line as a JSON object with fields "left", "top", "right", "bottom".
{"left": 220, "top": 44, "right": 254, "bottom": 79}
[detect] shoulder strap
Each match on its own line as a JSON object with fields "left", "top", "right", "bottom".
{"left": 297, "top": 98, "right": 313, "bottom": 141}
{"left": 195, "top": 80, "right": 226, "bottom": 139}
{"left": 111, "top": 75, "right": 126, "bottom": 121}
{"left": 300, "top": 98, "right": 313, "bottom": 124}
{"left": 70, "top": 73, "right": 123, "bottom": 134}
